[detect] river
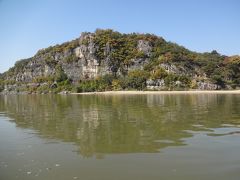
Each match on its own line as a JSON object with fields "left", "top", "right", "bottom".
{"left": 0, "top": 94, "right": 240, "bottom": 180}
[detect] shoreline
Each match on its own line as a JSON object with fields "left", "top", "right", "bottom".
{"left": 70, "top": 90, "right": 240, "bottom": 95}
{"left": 1, "top": 90, "right": 240, "bottom": 96}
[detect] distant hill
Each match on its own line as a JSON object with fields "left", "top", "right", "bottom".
{"left": 0, "top": 29, "right": 239, "bottom": 94}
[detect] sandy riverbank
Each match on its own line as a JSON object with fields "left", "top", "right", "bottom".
{"left": 71, "top": 90, "right": 240, "bottom": 95}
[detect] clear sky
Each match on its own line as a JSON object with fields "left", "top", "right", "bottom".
{"left": 0, "top": 0, "right": 239, "bottom": 73}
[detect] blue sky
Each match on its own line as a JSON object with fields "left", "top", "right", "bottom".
{"left": 0, "top": 0, "right": 239, "bottom": 73}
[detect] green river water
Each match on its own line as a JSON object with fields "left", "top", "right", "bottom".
{"left": 0, "top": 94, "right": 240, "bottom": 180}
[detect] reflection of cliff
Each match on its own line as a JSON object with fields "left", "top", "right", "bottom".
{"left": 0, "top": 94, "right": 239, "bottom": 158}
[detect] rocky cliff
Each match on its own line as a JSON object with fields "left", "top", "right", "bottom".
{"left": 0, "top": 29, "right": 239, "bottom": 94}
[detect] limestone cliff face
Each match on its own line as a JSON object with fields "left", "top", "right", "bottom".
{"left": 4, "top": 32, "right": 152, "bottom": 84}
{"left": 1, "top": 29, "right": 239, "bottom": 93}
{"left": 8, "top": 33, "right": 102, "bottom": 83}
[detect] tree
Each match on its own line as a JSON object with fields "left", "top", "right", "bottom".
{"left": 55, "top": 65, "right": 68, "bottom": 83}
{"left": 150, "top": 67, "right": 167, "bottom": 80}
{"left": 127, "top": 70, "right": 150, "bottom": 90}
{"left": 212, "top": 75, "right": 225, "bottom": 88}
{"left": 0, "top": 79, "right": 4, "bottom": 92}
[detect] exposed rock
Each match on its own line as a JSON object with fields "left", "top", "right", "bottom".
{"left": 27, "top": 83, "right": 40, "bottom": 88}
{"left": 137, "top": 40, "right": 152, "bottom": 57}
{"left": 147, "top": 79, "right": 166, "bottom": 90}
{"left": 1, "top": 29, "right": 238, "bottom": 93}
{"left": 197, "top": 82, "right": 219, "bottom": 90}
{"left": 160, "top": 63, "right": 181, "bottom": 74}
{"left": 58, "top": 91, "right": 69, "bottom": 95}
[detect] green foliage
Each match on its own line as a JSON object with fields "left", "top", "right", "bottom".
{"left": 111, "top": 79, "right": 122, "bottom": 90}
{"left": 81, "top": 38, "right": 89, "bottom": 46}
{"left": 0, "top": 79, "right": 4, "bottom": 92}
{"left": 3, "top": 80, "right": 16, "bottom": 85}
{"left": 164, "top": 73, "right": 178, "bottom": 88}
{"left": 117, "top": 77, "right": 129, "bottom": 90}
{"left": 14, "top": 59, "right": 30, "bottom": 71}
{"left": 143, "top": 59, "right": 161, "bottom": 71}
{"left": 76, "top": 80, "right": 99, "bottom": 93}
{"left": 164, "top": 73, "right": 191, "bottom": 90}
{"left": 63, "top": 54, "right": 78, "bottom": 63}
{"left": 54, "top": 79, "right": 72, "bottom": 93}
{"left": 36, "top": 84, "right": 50, "bottom": 94}
{"left": 93, "top": 29, "right": 154, "bottom": 75}
{"left": 45, "top": 55, "right": 57, "bottom": 66}
{"left": 76, "top": 74, "right": 115, "bottom": 92}
{"left": 2, "top": 29, "right": 240, "bottom": 93}
{"left": 98, "top": 74, "right": 115, "bottom": 88}
{"left": 150, "top": 67, "right": 168, "bottom": 80}
{"left": 36, "top": 39, "right": 79, "bottom": 56}
{"left": 126, "top": 70, "right": 150, "bottom": 90}
{"left": 33, "top": 76, "right": 55, "bottom": 83}
{"left": 212, "top": 75, "right": 225, "bottom": 87}
{"left": 178, "top": 75, "right": 191, "bottom": 87}
{"left": 221, "top": 56, "right": 240, "bottom": 88}
{"left": 6, "top": 59, "right": 31, "bottom": 77}
{"left": 55, "top": 65, "right": 68, "bottom": 83}
{"left": 75, "top": 70, "right": 150, "bottom": 92}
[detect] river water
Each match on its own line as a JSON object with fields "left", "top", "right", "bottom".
{"left": 0, "top": 94, "right": 240, "bottom": 180}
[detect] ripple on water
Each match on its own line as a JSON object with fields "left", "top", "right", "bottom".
{"left": 207, "top": 127, "right": 240, "bottom": 137}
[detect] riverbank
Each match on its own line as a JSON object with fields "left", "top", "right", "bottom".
{"left": 71, "top": 90, "right": 240, "bottom": 95}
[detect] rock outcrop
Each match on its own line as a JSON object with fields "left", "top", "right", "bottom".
{"left": 0, "top": 29, "right": 239, "bottom": 94}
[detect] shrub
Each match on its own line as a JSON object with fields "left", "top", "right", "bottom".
{"left": 127, "top": 70, "right": 150, "bottom": 90}
{"left": 14, "top": 59, "right": 30, "bottom": 70}
{"left": 112, "top": 79, "right": 121, "bottom": 90}
{"left": 211, "top": 75, "right": 225, "bottom": 88}
{"left": 64, "top": 54, "right": 79, "bottom": 63}
{"left": 150, "top": 67, "right": 168, "bottom": 80}
{"left": 36, "top": 84, "right": 50, "bottom": 93}
{"left": 98, "top": 74, "right": 115, "bottom": 86}
{"left": 0, "top": 79, "right": 4, "bottom": 91}
{"left": 76, "top": 80, "right": 98, "bottom": 92}
{"left": 178, "top": 75, "right": 191, "bottom": 87}
{"left": 52, "top": 79, "right": 72, "bottom": 93}
{"left": 164, "top": 73, "right": 178, "bottom": 88}
{"left": 33, "top": 76, "right": 54, "bottom": 83}
{"left": 0, "top": 85, "right": 3, "bottom": 92}
{"left": 55, "top": 65, "right": 68, "bottom": 83}
{"left": 45, "top": 55, "right": 57, "bottom": 66}
{"left": 118, "top": 77, "right": 128, "bottom": 90}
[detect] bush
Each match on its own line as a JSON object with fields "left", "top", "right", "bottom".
{"left": 55, "top": 65, "right": 68, "bottom": 83}
{"left": 36, "top": 84, "right": 50, "bottom": 93}
{"left": 76, "top": 80, "right": 99, "bottom": 92}
{"left": 127, "top": 70, "right": 150, "bottom": 90}
{"left": 178, "top": 75, "right": 191, "bottom": 87}
{"left": 98, "top": 74, "right": 115, "bottom": 87}
{"left": 111, "top": 79, "right": 121, "bottom": 90}
{"left": 150, "top": 67, "right": 168, "bottom": 80}
{"left": 212, "top": 75, "right": 225, "bottom": 88}
{"left": 14, "top": 59, "right": 30, "bottom": 72}
{"left": 0, "top": 85, "right": 3, "bottom": 92}
{"left": 0, "top": 79, "right": 4, "bottom": 92}
{"left": 164, "top": 73, "right": 178, "bottom": 89}
{"left": 45, "top": 55, "right": 57, "bottom": 66}
{"left": 76, "top": 74, "right": 117, "bottom": 93}
{"left": 118, "top": 77, "right": 128, "bottom": 90}
{"left": 53, "top": 79, "right": 72, "bottom": 93}
{"left": 64, "top": 54, "right": 78, "bottom": 63}
{"left": 33, "top": 76, "right": 54, "bottom": 83}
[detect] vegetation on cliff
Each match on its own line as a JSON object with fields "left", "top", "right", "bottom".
{"left": 0, "top": 29, "right": 239, "bottom": 94}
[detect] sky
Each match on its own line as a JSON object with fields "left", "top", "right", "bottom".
{"left": 0, "top": 0, "right": 239, "bottom": 73}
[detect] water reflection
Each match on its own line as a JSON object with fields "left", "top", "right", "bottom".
{"left": 0, "top": 94, "right": 240, "bottom": 158}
